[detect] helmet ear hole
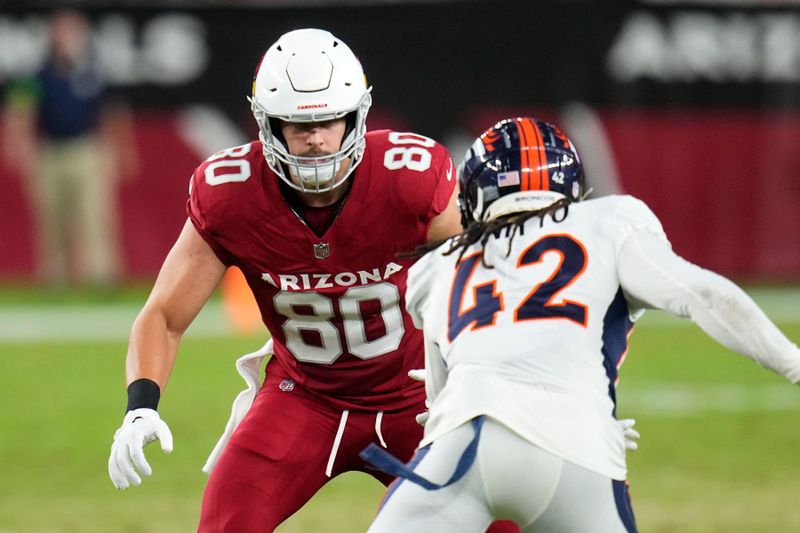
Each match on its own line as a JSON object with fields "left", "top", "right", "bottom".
{"left": 268, "top": 117, "right": 287, "bottom": 147}
{"left": 343, "top": 110, "right": 357, "bottom": 143}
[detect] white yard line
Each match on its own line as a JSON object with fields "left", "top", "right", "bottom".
{"left": 0, "top": 293, "right": 797, "bottom": 416}
{"left": 0, "top": 287, "right": 796, "bottom": 342}
{"left": 0, "top": 301, "right": 232, "bottom": 342}
{"left": 619, "top": 383, "right": 800, "bottom": 416}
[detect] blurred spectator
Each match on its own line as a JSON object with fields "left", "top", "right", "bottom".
{"left": 2, "top": 9, "right": 138, "bottom": 286}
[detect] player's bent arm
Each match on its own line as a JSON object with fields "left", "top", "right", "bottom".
{"left": 618, "top": 231, "right": 800, "bottom": 383}
{"left": 109, "top": 220, "right": 226, "bottom": 490}
{"left": 423, "top": 335, "right": 448, "bottom": 404}
{"left": 126, "top": 219, "right": 227, "bottom": 390}
{"left": 426, "top": 187, "right": 463, "bottom": 243}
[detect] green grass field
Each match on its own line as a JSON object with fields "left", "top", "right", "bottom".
{"left": 1, "top": 287, "right": 799, "bottom": 532}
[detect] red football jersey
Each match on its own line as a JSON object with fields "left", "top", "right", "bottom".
{"left": 188, "top": 130, "right": 455, "bottom": 411}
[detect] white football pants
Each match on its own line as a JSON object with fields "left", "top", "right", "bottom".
{"left": 367, "top": 417, "right": 636, "bottom": 533}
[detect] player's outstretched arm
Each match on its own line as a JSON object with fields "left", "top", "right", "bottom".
{"left": 618, "top": 230, "right": 800, "bottom": 384}
{"left": 109, "top": 219, "right": 227, "bottom": 489}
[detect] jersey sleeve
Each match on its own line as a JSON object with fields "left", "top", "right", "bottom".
{"left": 426, "top": 146, "right": 457, "bottom": 220}
{"left": 186, "top": 164, "right": 236, "bottom": 266}
{"left": 618, "top": 224, "right": 800, "bottom": 384}
{"left": 405, "top": 251, "right": 436, "bottom": 330}
{"left": 612, "top": 195, "right": 670, "bottom": 250}
{"left": 423, "top": 327, "right": 448, "bottom": 404}
{"left": 406, "top": 249, "right": 450, "bottom": 403}
{"left": 388, "top": 137, "right": 457, "bottom": 223}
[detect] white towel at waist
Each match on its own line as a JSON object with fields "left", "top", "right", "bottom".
{"left": 202, "top": 338, "right": 273, "bottom": 474}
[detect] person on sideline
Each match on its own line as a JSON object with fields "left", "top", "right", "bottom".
{"left": 3, "top": 9, "right": 137, "bottom": 285}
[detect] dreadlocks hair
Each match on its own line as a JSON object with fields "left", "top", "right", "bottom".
{"left": 402, "top": 197, "right": 572, "bottom": 268}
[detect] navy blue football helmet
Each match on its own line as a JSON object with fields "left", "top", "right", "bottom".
{"left": 458, "top": 117, "right": 586, "bottom": 223}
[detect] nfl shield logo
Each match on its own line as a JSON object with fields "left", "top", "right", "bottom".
{"left": 313, "top": 242, "right": 331, "bottom": 259}
{"left": 279, "top": 379, "right": 295, "bottom": 392}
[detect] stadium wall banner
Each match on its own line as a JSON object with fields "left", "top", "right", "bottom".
{"left": 0, "top": 2, "right": 798, "bottom": 281}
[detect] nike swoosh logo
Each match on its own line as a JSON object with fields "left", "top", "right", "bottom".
{"left": 446, "top": 160, "right": 453, "bottom": 181}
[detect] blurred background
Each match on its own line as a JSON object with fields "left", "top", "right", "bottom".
{"left": 1, "top": 0, "right": 799, "bottom": 282}
{"left": 1, "top": 0, "right": 799, "bottom": 532}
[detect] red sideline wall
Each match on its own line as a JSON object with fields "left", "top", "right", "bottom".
{"left": 0, "top": 111, "right": 197, "bottom": 280}
{"left": 468, "top": 109, "right": 800, "bottom": 282}
{"left": 604, "top": 110, "right": 800, "bottom": 281}
{"left": 1, "top": 108, "right": 799, "bottom": 282}
{"left": 0, "top": 107, "right": 408, "bottom": 281}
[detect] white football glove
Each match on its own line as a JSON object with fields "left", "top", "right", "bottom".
{"left": 407, "top": 368, "right": 427, "bottom": 382}
{"left": 108, "top": 408, "right": 173, "bottom": 489}
{"left": 618, "top": 418, "right": 640, "bottom": 451}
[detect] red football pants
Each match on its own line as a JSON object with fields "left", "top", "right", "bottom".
{"left": 197, "top": 371, "right": 519, "bottom": 533}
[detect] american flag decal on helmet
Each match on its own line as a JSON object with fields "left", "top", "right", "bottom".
{"left": 497, "top": 170, "right": 520, "bottom": 187}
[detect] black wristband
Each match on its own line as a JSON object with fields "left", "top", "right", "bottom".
{"left": 126, "top": 378, "right": 161, "bottom": 412}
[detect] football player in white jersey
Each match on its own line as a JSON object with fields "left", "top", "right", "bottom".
{"left": 363, "top": 117, "right": 800, "bottom": 533}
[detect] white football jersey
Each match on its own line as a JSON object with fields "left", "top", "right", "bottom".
{"left": 406, "top": 194, "right": 800, "bottom": 480}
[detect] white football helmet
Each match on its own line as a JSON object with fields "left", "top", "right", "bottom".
{"left": 249, "top": 28, "right": 372, "bottom": 193}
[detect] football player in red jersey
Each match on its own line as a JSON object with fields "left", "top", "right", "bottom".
{"left": 107, "top": 28, "right": 519, "bottom": 532}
